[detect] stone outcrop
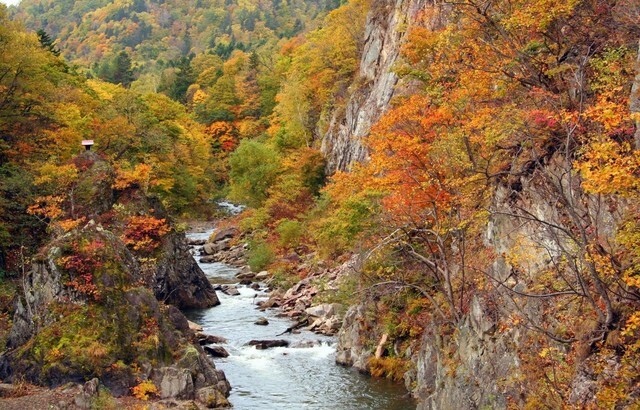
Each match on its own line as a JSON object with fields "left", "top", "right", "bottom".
{"left": 332, "top": 151, "right": 631, "bottom": 408}
{"left": 305, "top": 303, "right": 343, "bottom": 336}
{"left": 0, "top": 153, "right": 229, "bottom": 405}
{"left": 196, "top": 227, "right": 247, "bottom": 267}
{"left": 321, "top": 0, "right": 430, "bottom": 173}
{"left": 317, "top": 2, "right": 638, "bottom": 408}
{"left": 412, "top": 298, "right": 519, "bottom": 409}
{"left": 154, "top": 231, "right": 220, "bottom": 309}
{"left": 335, "top": 304, "right": 372, "bottom": 372}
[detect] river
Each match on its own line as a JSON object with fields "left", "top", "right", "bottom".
{"left": 184, "top": 228, "right": 416, "bottom": 410}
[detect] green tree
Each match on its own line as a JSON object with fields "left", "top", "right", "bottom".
{"left": 168, "top": 57, "right": 195, "bottom": 103}
{"left": 112, "top": 51, "right": 134, "bottom": 88}
{"left": 228, "top": 140, "right": 281, "bottom": 207}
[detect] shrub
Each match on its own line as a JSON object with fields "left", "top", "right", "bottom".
{"left": 247, "top": 241, "right": 275, "bottom": 272}
{"left": 368, "top": 356, "right": 410, "bottom": 382}
{"left": 276, "top": 219, "right": 303, "bottom": 248}
{"left": 131, "top": 379, "right": 158, "bottom": 400}
{"left": 123, "top": 215, "right": 171, "bottom": 253}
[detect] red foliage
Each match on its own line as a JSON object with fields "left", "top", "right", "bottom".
{"left": 59, "top": 239, "right": 105, "bottom": 300}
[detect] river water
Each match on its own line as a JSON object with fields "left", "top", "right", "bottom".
{"left": 184, "top": 229, "right": 415, "bottom": 410}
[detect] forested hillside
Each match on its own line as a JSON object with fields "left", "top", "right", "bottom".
{"left": 2, "top": 0, "right": 640, "bottom": 408}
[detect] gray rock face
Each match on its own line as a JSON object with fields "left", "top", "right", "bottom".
{"left": 154, "top": 231, "right": 220, "bottom": 309}
{"left": 7, "top": 228, "right": 139, "bottom": 349}
{"left": 321, "top": 0, "right": 429, "bottom": 173}
{"left": 335, "top": 304, "right": 372, "bottom": 372}
{"left": 305, "top": 303, "right": 343, "bottom": 335}
{"left": 151, "top": 347, "right": 231, "bottom": 402}
{"left": 73, "top": 378, "right": 100, "bottom": 409}
{"left": 413, "top": 297, "right": 519, "bottom": 410}
{"left": 156, "top": 367, "right": 194, "bottom": 400}
{"left": 196, "top": 385, "right": 231, "bottom": 408}
{"left": 0, "top": 153, "right": 229, "bottom": 405}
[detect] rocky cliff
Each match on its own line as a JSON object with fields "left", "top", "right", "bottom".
{"left": 327, "top": 2, "right": 640, "bottom": 407}
{"left": 320, "top": 0, "right": 430, "bottom": 173}
{"left": 334, "top": 151, "right": 637, "bottom": 408}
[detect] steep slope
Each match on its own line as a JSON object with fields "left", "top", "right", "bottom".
{"left": 320, "top": 0, "right": 430, "bottom": 173}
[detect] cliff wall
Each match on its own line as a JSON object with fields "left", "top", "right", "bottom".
{"left": 320, "top": 0, "right": 429, "bottom": 173}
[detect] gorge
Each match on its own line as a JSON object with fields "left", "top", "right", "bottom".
{"left": 1, "top": 0, "right": 639, "bottom": 408}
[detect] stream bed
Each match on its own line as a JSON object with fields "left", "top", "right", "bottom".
{"left": 184, "top": 229, "right": 415, "bottom": 410}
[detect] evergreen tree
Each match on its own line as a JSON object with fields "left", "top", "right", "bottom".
{"left": 169, "top": 57, "right": 195, "bottom": 103}
{"left": 36, "top": 29, "right": 60, "bottom": 56}
{"left": 112, "top": 51, "right": 134, "bottom": 88}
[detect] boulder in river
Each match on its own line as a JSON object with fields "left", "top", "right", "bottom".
{"left": 221, "top": 285, "right": 240, "bottom": 296}
{"left": 199, "top": 255, "right": 217, "bottom": 263}
{"left": 211, "top": 227, "right": 238, "bottom": 243}
{"left": 188, "top": 238, "right": 207, "bottom": 246}
{"left": 247, "top": 340, "right": 289, "bottom": 349}
{"left": 291, "top": 340, "right": 320, "bottom": 349}
{"left": 204, "top": 345, "right": 230, "bottom": 358}
{"left": 197, "top": 333, "right": 228, "bottom": 345}
{"left": 236, "top": 271, "right": 256, "bottom": 280}
{"left": 203, "top": 240, "right": 231, "bottom": 255}
{"left": 254, "top": 317, "right": 269, "bottom": 326}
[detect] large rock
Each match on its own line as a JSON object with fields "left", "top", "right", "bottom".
{"left": 196, "top": 386, "right": 231, "bottom": 408}
{"left": 247, "top": 340, "right": 289, "bottom": 349}
{"left": 156, "top": 367, "right": 194, "bottom": 400}
{"left": 211, "top": 227, "right": 238, "bottom": 243}
{"left": 197, "top": 333, "right": 227, "bottom": 345}
{"left": 154, "top": 230, "right": 220, "bottom": 309}
{"left": 305, "top": 303, "right": 344, "bottom": 336}
{"left": 221, "top": 285, "right": 240, "bottom": 296}
{"left": 335, "top": 304, "right": 372, "bottom": 372}
{"left": 204, "top": 345, "right": 229, "bottom": 358}
{"left": 305, "top": 303, "right": 341, "bottom": 319}
{"left": 413, "top": 297, "right": 518, "bottom": 410}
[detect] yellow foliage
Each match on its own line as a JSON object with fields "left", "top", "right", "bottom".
{"left": 27, "top": 195, "right": 64, "bottom": 221}
{"left": 576, "top": 140, "right": 640, "bottom": 195}
{"left": 33, "top": 163, "right": 79, "bottom": 188}
{"left": 55, "top": 217, "right": 86, "bottom": 233}
{"left": 368, "top": 356, "right": 410, "bottom": 382}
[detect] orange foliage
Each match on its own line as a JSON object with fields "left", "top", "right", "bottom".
{"left": 207, "top": 121, "right": 239, "bottom": 152}
{"left": 113, "top": 163, "right": 153, "bottom": 192}
{"left": 123, "top": 216, "right": 171, "bottom": 253}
